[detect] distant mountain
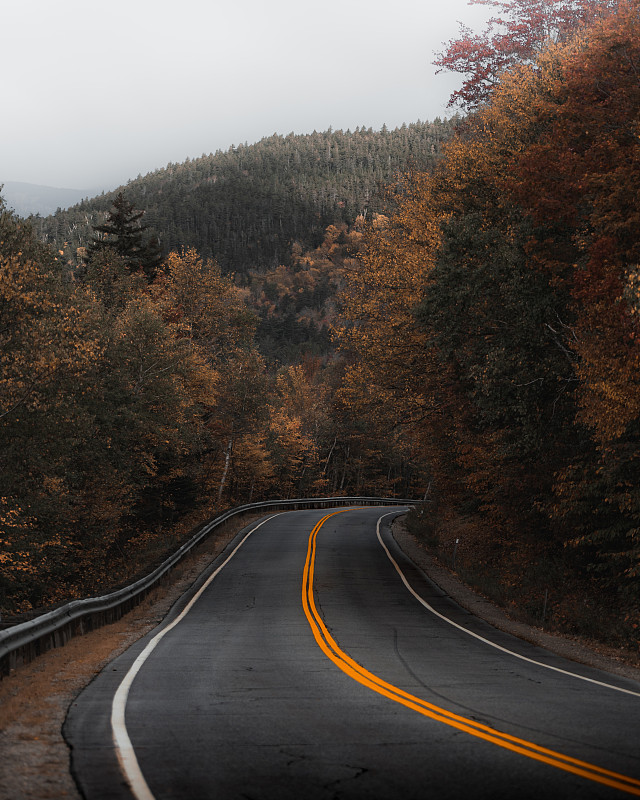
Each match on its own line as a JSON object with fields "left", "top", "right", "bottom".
{"left": 34, "top": 121, "right": 456, "bottom": 275}
{"left": 1, "top": 181, "right": 92, "bottom": 217}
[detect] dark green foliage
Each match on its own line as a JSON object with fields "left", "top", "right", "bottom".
{"left": 418, "top": 213, "right": 576, "bottom": 445}
{"left": 0, "top": 196, "right": 58, "bottom": 267}
{"left": 35, "top": 122, "right": 455, "bottom": 278}
{"left": 415, "top": 211, "right": 580, "bottom": 530}
{"left": 88, "top": 192, "right": 163, "bottom": 281}
{"left": 256, "top": 308, "right": 330, "bottom": 366}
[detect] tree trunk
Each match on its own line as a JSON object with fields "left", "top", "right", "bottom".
{"left": 217, "top": 435, "right": 234, "bottom": 503}
{"left": 323, "top": 436, "right": 337, "bottom": 476}
{"left": 339, "top": 445, "right": 350, "bottom": 491}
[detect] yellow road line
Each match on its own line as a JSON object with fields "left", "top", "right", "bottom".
{"left": 302, "top": 511, "right": 640, "bottom": 796}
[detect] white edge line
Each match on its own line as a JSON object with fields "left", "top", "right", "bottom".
{"left": 110, "top": 514, "right": 279, "bottom": 800}
{"left": 376, "top": 512, "right": 640, "bottom": 699}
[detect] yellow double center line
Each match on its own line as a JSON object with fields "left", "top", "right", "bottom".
{"left": 302, "top": 511, "right": 640, "bottom": 796}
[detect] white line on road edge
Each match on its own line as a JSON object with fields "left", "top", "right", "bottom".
{"left": 376, "top": 512, "right": 640, "bottom": 699}
{"left": 111, "top": 515, "right": 279, "bottom": 800}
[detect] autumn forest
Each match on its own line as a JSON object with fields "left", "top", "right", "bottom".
{"left": 1, "top": 0, "right": 639, "bottom": 649}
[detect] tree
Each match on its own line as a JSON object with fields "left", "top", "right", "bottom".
{"left": 434, "top": 0, "right": 616, "bottom": 110}
{"left": 347, "top": 3, "right": 640, "bottom": 606}
{"left": 36, "top": 122, "right": 456, "bottom": 279}
{"left": 0, "top": 202, "right": 105, "bottom": 608}
{"left": 154, "top": 248, "right": 268, "bottom": 509}
{"left": 88, "top": 192, "right": 162, "bottom": 280}
{"left": 500, "top": 2, "right": 640, "bottom": 584}
{"left": 335, "top": 182, "right": 440, "bottom": 435}
{"left": 160, "top": 247, "right": 253, "bottom": 352}
{"left": 265, "top": 365, "right": 329, "bottom": 497}
{"left": 82, "top": 247, "right": 145, "bottom": 310}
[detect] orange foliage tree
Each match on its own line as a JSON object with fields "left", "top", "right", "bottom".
{"left": 434, "top": 0, "right": 616, "bottom": 109}
{"left": 501, "top": 3, "right": 640, "bottom": 585}
{"left": 341, "top": 2, "right": 640, "bottom": 603}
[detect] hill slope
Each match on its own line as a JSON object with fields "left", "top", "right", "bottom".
{"left": 2, "top": 181, "right": 91, "bottom": 217}
{"left": 33, "top": 122, "right": 455, "bottom": 275}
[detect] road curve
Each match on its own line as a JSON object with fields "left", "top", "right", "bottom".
{"left": 65, "top": 507, "right": 640, "bottom": 799}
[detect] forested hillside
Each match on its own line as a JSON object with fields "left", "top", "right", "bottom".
{"left": 2, "top": 124, "right": 453, "bottom": 615}
{"left": 33, "top": 122, "right": 454, "bottom": 276}
{"left": 0, "top": 197, "right": 425, "bottom": 615}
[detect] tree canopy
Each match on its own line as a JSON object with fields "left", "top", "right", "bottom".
{"left": 434, "top": 0, "right": 616, "bottom": 109}
{"left": 34, "top": 122, "right": 455, "bottom": 278}
{"left": 340, "top": 0, "right": 640, "bottom": 638}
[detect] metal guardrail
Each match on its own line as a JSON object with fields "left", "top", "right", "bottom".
{"left": 0, "top": 496, "right": 414, "bottom": 676}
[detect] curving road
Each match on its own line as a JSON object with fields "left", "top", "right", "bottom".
{"left": 65, "top": 507, "right": 640, "bottom": 799}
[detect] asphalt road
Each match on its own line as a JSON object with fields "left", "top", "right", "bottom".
{"left": 65, "top": 507, "right": 640, "bottom": 800}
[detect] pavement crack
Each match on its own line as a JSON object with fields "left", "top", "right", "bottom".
{"left": 393, "top": 627, "right": 431, "bottom": 693}
{"left": 392, "top": 627, "right": 497, "bottom": 728}
{"left": 279, "top": 747, "right": 309, "bottom": 767}
{"left": 323, "top": 764, "right": 369, "bottom": 795}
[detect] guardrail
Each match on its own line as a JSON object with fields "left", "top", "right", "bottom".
{"left": 0, "top": 496, "right": 414, "bottom": 677}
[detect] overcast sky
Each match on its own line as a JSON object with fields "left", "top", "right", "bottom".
{"left": 2, "top": 0, "right": 491, "bottom": 192}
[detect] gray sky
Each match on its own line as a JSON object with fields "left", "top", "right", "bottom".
{"left": 2, "top": 0, "right": 491, "bottom": 192}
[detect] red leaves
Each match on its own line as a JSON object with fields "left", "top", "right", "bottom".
{"left": 434, "top": 0, "right": 618, "bottom": 109}
{"left": 572, "top": 237, "right": 623, "bottom": 305}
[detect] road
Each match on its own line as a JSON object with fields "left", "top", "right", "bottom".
{"left": 65, "top": 507, "right": 640, "bottom": 799}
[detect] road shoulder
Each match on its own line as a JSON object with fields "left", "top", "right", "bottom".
{"left": 0, "top": 514, "right": 264, "bottom": 800}
{"left": 392, "top": 515, "right": 640, "bottom": 683}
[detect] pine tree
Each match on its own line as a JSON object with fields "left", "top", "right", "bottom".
{"left": 88, "top": 192, "right": 162, "bottom": 280}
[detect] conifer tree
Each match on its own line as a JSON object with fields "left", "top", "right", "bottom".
{"left": 89, "top": 192, "right": 162, "bottom": 280}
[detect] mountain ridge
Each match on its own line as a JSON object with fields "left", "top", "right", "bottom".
{"left": 32, "top": 121, "right": 456, "bottom": 275}
{"left": 0, "top": 181, "right": 100, "bottom": 217}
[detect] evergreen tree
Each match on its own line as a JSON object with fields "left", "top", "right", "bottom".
{"left": 88, "top": 192, "right": 162, "bottom": 280}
